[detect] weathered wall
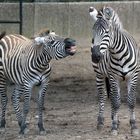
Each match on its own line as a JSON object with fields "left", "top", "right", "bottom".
{"left": 0, "top": 3, "right": 34, "bottom": 37}
{"left": 0, "top": 2, "right": 140, "bottom": 75}
{"left": 0, "top": 2, "right": 140, "bottom": 45}
{"left": 0, "top": 2, "right": 140, "bottom": 98}
{"left": 0, "top": 1, "right": 140, "bottom": 79}
{"left": 34, "top": 1, "right": 140, "bottom": 46}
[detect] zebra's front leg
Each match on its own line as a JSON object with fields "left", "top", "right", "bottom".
{"left": 127, "top": 74, "right": 139, "bottom": 136}
{"left": 37, "top": 83, "right": 48, "bottom": 135}
{"left": 109, "top": 76, "right": 120, "bottom": 136}
{"left": 96, "top": 75, "right": 107, "bottom": 130}
{"left": 19, "top": 85, "right": 32, "bottom": 135}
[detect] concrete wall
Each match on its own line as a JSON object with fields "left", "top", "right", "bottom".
{"left": 0, "top": 2, "right": 140, "bottom": 99}
{"left": 0, "top": 3, "right": 34, "bottom": 37}
{"left": 0, "top": 1, "right": 140, "bottom": 46}
{"left": 34, "top": 1, "right": 140, "bottom": 47}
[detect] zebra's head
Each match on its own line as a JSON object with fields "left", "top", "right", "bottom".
{"left": 97, "top": 6, "right": 122, "bottom": 29}
{"left": 91, "top": 6, "right": 121, "bottom": 63}
{"left": 34, "top": 31, "right": 76, "bottom": 60}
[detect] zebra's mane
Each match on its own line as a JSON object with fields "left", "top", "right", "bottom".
{"left": 35, "top": 28, "right": 52, "bottom": 37}
{"left": 0, "top": 31, "right": 6, "bottom": 40}
{"left": 34, "top": 29, "right": 57, "bottom": 46}
{"left": 97, "top": 6, "right": 123, "bottom": 29}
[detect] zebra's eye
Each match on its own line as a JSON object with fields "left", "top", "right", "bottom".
{"left": 105, "top": 8, "right": 110, "bottom": 15}
{"left": 46, "top": 40, "right": 55, "bottom": 47}
{"left": 104, "top": 8, "right": 112, "bottom": 20}
{"left": 50, "top": 40, "right": 55, "bottom": 44}
{"left": 48, "top": 40, "right": 55, "bottom": 47}
{"left": 92, "top": 38, "right": 94, "bottom": 44}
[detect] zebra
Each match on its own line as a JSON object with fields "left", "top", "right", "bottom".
{"left": 90, "top": 6, "right": 140, "bottom": 135}
{"left": 0, "top": 29, "right": 76, "bottom": 135}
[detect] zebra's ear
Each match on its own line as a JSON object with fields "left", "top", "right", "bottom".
{"left": 50, "top": 31, "right": 56, "bottom": 35}
{"left": 89, "top": 7, "right": 98, "bottom": 21}
{"left": 34, "top": 36, "right": 45, "bottom": 45}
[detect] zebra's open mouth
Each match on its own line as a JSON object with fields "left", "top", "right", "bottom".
{"left": 64, "top": 38, "right": 76, "bottom": 55}
{"left": 66, "top": 46, "right": 76, "bottom": 55}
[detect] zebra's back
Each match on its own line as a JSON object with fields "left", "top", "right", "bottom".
{"left": 0, "top": 34, "right": 33, "bottom": 84}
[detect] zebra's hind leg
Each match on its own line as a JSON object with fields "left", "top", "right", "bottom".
{"left": 96, "top": 75, "right": 107, "bottom": 130}
{"left": 127, "top": 73, "right": 139, "bottom": 136}
{"left": 0, "top": 92, "right": 8, "bottom": 132}
{"left": 12, "top": 85, "right": 24, "bottom": 134}
{"left": 0, "top": 76, "right": 7, "bottom": 132}
{"left": 109, "top": 76, "right": 120, "bottom": 136}
{"left": 19, "top": 85, "right": 32, "bottom": 135}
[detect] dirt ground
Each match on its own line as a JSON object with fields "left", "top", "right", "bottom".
{"left": 0, "top": 44, "right": 140, "bottom": 140}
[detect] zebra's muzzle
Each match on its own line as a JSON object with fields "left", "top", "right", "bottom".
{"left": 91, "top": 45, "right": 102, "bottom": 63}
{"left": 64, "top": 38, "right": 76, "bottom": 55}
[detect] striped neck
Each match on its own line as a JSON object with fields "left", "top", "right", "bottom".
{"left": 33, "top": 45, "right": 52, "bottom": 70}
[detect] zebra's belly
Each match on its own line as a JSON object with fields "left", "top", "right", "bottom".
{"left": 23, "top": 74, "right": 50, "bottom": 88}
{"left": 110, "top": 65, "right": 137, "bottom": 81}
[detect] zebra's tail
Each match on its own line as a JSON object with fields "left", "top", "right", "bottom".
{"left": 0, "top": 31, "right": 6, "bottom": 40}
{"left": 105, "top": 77, "right": 110, "bottom": 98}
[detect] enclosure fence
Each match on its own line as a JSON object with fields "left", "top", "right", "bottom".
{"left": 0, "top": 0, "right": 23, "bottom": 34}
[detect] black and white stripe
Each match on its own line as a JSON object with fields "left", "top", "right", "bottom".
{"left": 91, "top": 6, "right": 139, "bottom": 135}
{"left": 0, "top": 30, "right": 76, "bottom": 134}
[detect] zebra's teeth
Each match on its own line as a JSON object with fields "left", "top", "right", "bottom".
{"left": 67, "top": 46, "right": 76, "bottom": 53}
{"left": 35, "top": 115, "right": 39, "bottom": 119}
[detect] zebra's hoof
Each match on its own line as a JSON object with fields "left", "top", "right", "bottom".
{"left": 19, "top": 127, "right": 29, "bottom": 135}
{"left": 111, "top": 129, "right": 118, "bottom": 136}
{"left": 131, "top": 128, "right": 139, "bottom": 136}
{"left": 24, "top": 127, "right": 29, "bottom": 134}
{"left": 0, "top": 127, "right": 5, "bottom": 134}
{"left": 97, "top": 124, "right": 104, "bottom": 130}
{"left": 39, "top": 130, "right": 47, "bottom": 135}
{"left": 18, "top": 134, "right": 25, "bottom": 139}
